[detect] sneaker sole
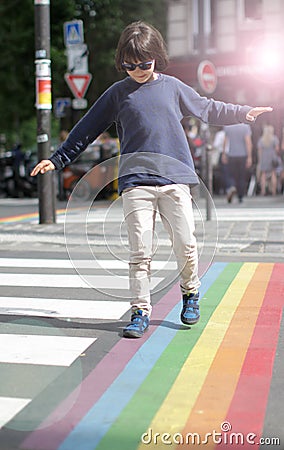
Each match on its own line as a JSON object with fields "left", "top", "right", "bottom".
{"left": 122, "top": 327, "right": 149, "bottom": 338}
{"left": 180, "top": 315, "right": 200, "bottom": 325}
{"left": 123, "top": 328, "right": 148, "bottom": 338}
{"left": 123, "top": 330, "right": 143, "bottom": 338}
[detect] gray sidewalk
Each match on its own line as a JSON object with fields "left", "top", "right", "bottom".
{"left": 1, "top": 194, "right": 283, "bottom": 262}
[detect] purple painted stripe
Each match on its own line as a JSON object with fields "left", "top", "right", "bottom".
{"left": 22, "top": 282, "right": 182, "bottom": 450}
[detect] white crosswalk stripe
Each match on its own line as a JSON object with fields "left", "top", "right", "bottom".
{"left": 0, "top": 297, "right": 130, "bottom": 319}
{"left": 0, "top": 397, "right": 31, "bottom": 429}
{"left": 0, "top": 334, "right": 96, "bottom": 366}
{"left": 0, "top": 273, "right": 163, "bottom": 289}
{"left": 0, "top": 258, "right": 177, "bottom": 270}
{"left": 0, "top": 255, "right": 177, "bottom": 429}
{"left": 216, "top": 207, "right": 284, "bottom": 221}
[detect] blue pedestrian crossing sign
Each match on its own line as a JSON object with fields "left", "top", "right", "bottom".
{"left": 64, "top": 20, "right": 84, "bottom": 46}
{"left": 55, "top": 97, "right": 71, "bottom": 118}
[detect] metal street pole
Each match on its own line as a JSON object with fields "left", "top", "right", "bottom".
{"left": 205, "top": 144, "right": 213, "bottom": 221}
{"left": 34, "top": 0, "right": 56, "bottom": 224}
{"left": 198, "top": 0, "right": 212, "bottom": 221}
{"left": 198, "top": 0, "right": 205, "bottom": 57}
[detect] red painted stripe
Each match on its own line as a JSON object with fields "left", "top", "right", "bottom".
{"left": 219, "top": 263, "right": 284, "bottom": 447}
{"left": 22, "top": 282, "right": 183, "bottom": 450}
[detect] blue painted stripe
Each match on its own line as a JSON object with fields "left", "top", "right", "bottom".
{"left": 58, "top": 262, "right": 227, "bottom": 450}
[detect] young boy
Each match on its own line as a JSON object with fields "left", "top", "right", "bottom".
{"left": 31, "top": 21, "right": 272, "bottom": 338}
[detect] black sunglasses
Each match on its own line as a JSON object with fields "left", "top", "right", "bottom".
{"left": 121, "top": 61, "right": 154, "bottom": 71}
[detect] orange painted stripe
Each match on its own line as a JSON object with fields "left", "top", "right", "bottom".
{"left": 179, "top": 263, "right": 273, "bottom": 448}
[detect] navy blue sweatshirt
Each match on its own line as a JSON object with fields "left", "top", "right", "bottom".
{"left": 50, "top": 74, "right": 252, "bottom": 194}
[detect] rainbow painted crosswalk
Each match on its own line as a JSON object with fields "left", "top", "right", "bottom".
{"left": 22, "top": 262, "right": 284, "bottom": 450}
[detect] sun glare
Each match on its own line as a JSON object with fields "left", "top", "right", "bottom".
{"left": 246, "top": 36, "right": 283, "bottom": 82}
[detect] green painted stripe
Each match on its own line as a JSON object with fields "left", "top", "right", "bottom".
{"left": 95, "top": 262, "right": 243, "bottom": 450}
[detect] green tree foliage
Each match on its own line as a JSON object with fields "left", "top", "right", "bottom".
{"left": 0, "top": 1, "right": 35, "bottom": 146}
{"left": 0, "top": 0, "right": 167, "bottom": 148}
{"left": 0, "top": 0, "right": 75, "bottom": 147}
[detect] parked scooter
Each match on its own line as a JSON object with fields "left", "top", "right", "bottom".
{"left": 0, "top": 149, "right": 37, "bottom": 198}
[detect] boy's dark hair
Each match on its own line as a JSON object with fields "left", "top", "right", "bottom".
{"left": 115, "top": 21, "right": 169, "bottom": 72}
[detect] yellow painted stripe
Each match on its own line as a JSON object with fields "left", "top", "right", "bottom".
{"left": 137, "top": 263, "right": 258, "bottom": 449}
{"left": 180, "top": 263, "right": 273, "bottom": 448}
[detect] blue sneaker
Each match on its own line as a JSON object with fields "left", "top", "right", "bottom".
{"left": 180, "top": 291, "right": 200, "bottom": 325}
{"left": 123, "top": 309, "right": 150, "bottom": 338}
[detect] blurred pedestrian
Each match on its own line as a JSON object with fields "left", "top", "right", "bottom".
{"left": 212, "top": 126, "right": 230, "bottom": 194}
{"left": 94, "top": 132, "right": 119, "bottom": 159}
{"left": 30, "top": 21, "right": 272, "bottom": 338}
{"left": 11, "top": 143, "right": 24, "bottom": 197}
{"left": 222, "top": 123, "right": 252, "bottom": 203}
{"left": 281, "top": 126, "right": 284, "bottom": 155}
{"left": 211, "top": 126, "right": 224, "bottom": 167}
{"left": 257, "top": 125, "right": 280, "bottom": 196}
{"left": 280, "top": 126, "right": 284, "bottom": 192}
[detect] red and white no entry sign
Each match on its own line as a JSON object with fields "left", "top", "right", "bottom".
{"left": 197, "top": 60, "right": 217, "bottom": 94}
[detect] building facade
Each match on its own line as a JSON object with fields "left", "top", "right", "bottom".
{"left": 166, "top": 0, "right": 284, "bottom": 135}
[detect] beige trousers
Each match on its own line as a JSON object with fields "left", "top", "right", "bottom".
{"left": 122, "top": 184, "right": 200, "bottom": 315}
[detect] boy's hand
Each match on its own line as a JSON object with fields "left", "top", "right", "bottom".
{"left": 30, "top": 159, "right": 55, "bottom": 176}
{"left": 246, "top": 106, "right": 273, "bottom": 122}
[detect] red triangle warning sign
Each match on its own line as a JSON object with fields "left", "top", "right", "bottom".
{"left": 64, "top": 73, "right": 92, "bottom": 99}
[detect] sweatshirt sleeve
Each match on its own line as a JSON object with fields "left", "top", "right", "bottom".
{"left": 50, "top": 85, "right": 117, "bottom": 170}
{"left": 177, "top": 79, "right": 252, "bottom": 126}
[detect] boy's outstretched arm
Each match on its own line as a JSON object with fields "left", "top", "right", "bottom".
{"left": 30, "top": 159, "right": 55, "bottom": 176}
{"left": 246, "top": 106, "right": 273, "bottom": 122}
